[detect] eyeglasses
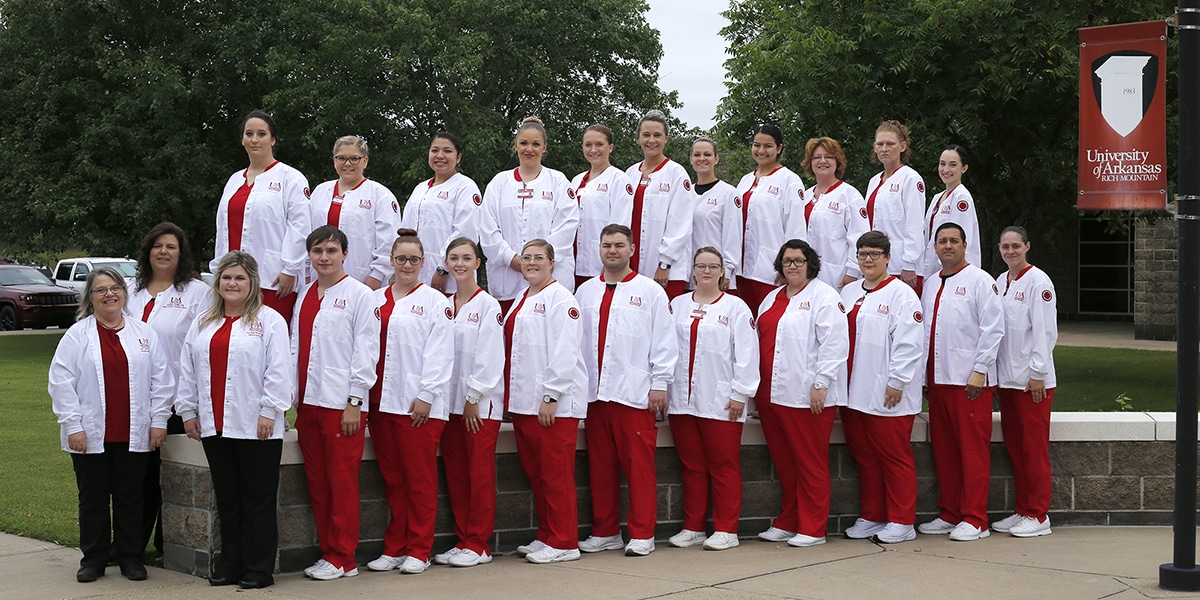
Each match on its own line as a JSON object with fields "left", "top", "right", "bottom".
{"left": 693, "top": 263, "right": 723, "bottom": 272}
{"left": 781, "top": 258, "right": 807, "bottom": 267}
{"left": 856, "top": 251, "right": 886, "bottom": 261}
{"left": 92, "top": 286, "right": 124, "bottom": 296}
{"left": 520, "top": 254, "right": 550, "bottom": 264}
{"left": 392, "top": 255, "right": 423, "bottom": 265}
{"left": 333, "top": 155, "right": 365, "bottom": 165}
{"left": 811, "top": 154, "right": 836, "bottom": 162}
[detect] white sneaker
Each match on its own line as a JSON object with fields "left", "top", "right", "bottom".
{"left": 526, "top": 546, "right": 581, "bottom": 564}
{"left": 757, "top": 526, "right": 796, "bottom": 542}
{"left": 786, "top": 533, "right": 826, "bottom": 547}
{"left": 873, "top": 523, "right": 916, "bottom": 544}
{"left": 366, "top": 554, "right": 406, "bottom": 571}
{"left": 399, "top": 556, "right": 431, "bottom": 574}
{"left": 579, "top": 534, "right": 624, "bottom": 553}
{"left": 304, "top": 559, "right": 332, "bottom": 577}
{"left": 844, "top": 518, "right": 887, "bottom": 539}
{"left": 703, "top": 531, "right": 740, "bottom": 551}
{"left": 917, "top": 517, "right": 957, "bottom": 535}
{"left": 448, "top": 549, "right": 492, "bottom": 567}
{"left": 624, "top": 538, "right": 655, "bottom": 556}
{"left": 991, "top": 513, "right": 1022, "bottom": 533}
{"left": 515, "top": 540, "right": 546, "bottom": 557}
{"left": 343, "top": 568, "right": 359, "bottom": 577}
{"left": 308, "top": 562, "right": 346, "bottom": 580}
{"left": 949, "top": 522, "right": 991, "bottom": 541}
{"left": 1009, "top": 516, "right": 1052, "bottom": 538}
{"left": 668, "top": 529, "right": 708, "bottom": 548}
{"left": 433, "top": 548, "right": 461, "bottom": 565}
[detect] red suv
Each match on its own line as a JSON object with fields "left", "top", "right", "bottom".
{"left": 0, "top": 265, "right": 80, "bottom": 330}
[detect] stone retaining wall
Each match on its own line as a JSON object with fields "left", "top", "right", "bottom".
{"left": 160, "top": 412, "right": 1196, "bottom": 576}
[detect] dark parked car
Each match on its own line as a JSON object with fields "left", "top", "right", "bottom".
{"left": 0, "top": 265, "right": 80, "bottom": 330}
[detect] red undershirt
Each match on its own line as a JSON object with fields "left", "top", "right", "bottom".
{"left": 98, "top": 324, "right": 130, "bottom": 443}
{"left": 846, "top": 276, "right": 895, "bottom": 380}
{"left": 742, "top": 166, "right": 783, "bottom": 265}
{"left": 688, "top": 293, "right": 723, "bottom": 401}
{"left": 296, "top": 284, "right": 323, "bottom": 404}
{"left": 630, "top": 159, "right": 669, "bottom": 272}
{"left": 502, "top": 291, "right": 530, "bottom": 412}
{"left": 327, "top": 178, "right": 366, "bottom": 229}
{"left": 596, "top": 271, "right": 637, "bottom": 379}
{"left": 228, "top": 161, "right": 280, "bottom": 250}
{"left": 140, "top": 297, "right": 155, "bottom": 323}
{"left": 807, "top": 179, "right": 843, "bottom": 229}
{"left": 755, "top": 290, "right": 791, "bottom": 404}
{"left": 209, "top": 316, "right": 240, "bottom": 433}
{"left": 866, "top": 176, "right": 885, "bottom": 229}
{"left": 926, "top": 265, "right": 967, "bottom": 385}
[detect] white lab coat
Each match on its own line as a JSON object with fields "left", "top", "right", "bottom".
{"left": 666, "top": 292, "right": 759, "bottom": 421}
{"left": 576, "top": 273, "right": 677, "bottom": 408}
{"left": 840, "top": 277, "right": 924, "bottom": 416}
{"left": 401, "top": 172, "right": 484, "bottom": 293}
{"left": 756, "top": 280, "right": 848, "bottom": 409}
{"left": 921, "top": 264, "right": 1005, "bottom": 386}
{"left": 804, "top": 180, "right": 869, "bottom": 288}
{"left": 691, "top": 180, "right": 742, "bottom": 286}
{"left": 310, "top": 178, "right": 401, "bottom": 284}
{"left": 921, "top": 185, "right": 981, "bottom": 279}
{"left": 504, "top": 282, "right": 588, "bottom": 418}
{"left": 625, "top": 160, "right": 694, "bottom": 280}
{"left": 571, "top": 166, "right": 635, "bottom": 277}
{"left": 372, "top": 284, "right": 454, "bottom": 421}
{"left": 211, "top": 161, "right": 311, "bottom": 290}
{"left": 126, "top": 278, "right": 212, "bottom": 391}
{"left": 996, "top": 266, "right": 1058, "bottom": 389}
{"left": 175, "top": 309, "right": 292, "bottom": 439}
{"left": 479, "top": 168, "right": 580, "bottom": 300}
{"left": 49, "top": 317, "right": 174, "bottom": 453}
{"left": 292, "top": 276, "right": 380, "bottom": 409}
{"left": 734, "top": 167, "right": 806, "bottom": 285}
{"left": 447, "top": 289, "right": 505, "bottom": 420}
{"left": 864, "top": 165, "right": 926, "bottom": 275}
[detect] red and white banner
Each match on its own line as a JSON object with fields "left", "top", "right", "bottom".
{"left": 1078, "top": 20, "right": 1167, "bottom": 211}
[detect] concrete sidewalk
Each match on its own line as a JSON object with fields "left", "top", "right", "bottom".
{"left": 1057, "top": 321, "right": 1176, "bottom": 352}
{"left": 6, "top": 527, "right": 1200, "bottom": 600}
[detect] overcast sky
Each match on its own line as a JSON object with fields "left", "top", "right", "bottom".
{"left": 646, "top": 0, "right": 731, "bottom": 132}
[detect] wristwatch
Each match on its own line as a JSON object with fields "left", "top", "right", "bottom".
{"left": 813, "top": 382, "right": 827, "bottom": 391}
{"left": 347, "top": 396, "right": 363, "bottom": 407}
{"left": 658, "top": 261, "right": 671, "bottom": 270}
{"left": 466, "top": 394, "right": 480, "bottom": 406}
{"left": 436, "top": 266, "right": 449, "bottom": 276}
{"left": 543, "top": 395, "right": 557, "bottom": 404}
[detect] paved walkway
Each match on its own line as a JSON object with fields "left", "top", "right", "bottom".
{"left": 5, "top": 527, "right": 1200, "bottom": 600}
{"left": 1057, "top": 321, "right": 1176, "bottom": 352}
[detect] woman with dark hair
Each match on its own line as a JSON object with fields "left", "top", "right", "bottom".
{"left": 49, "top": 267, "right": 173, "bottom": 583}
{"left": 921, "top": 144, "right": 980, "bottom": 283}
{"left": 666, "top": 247, "right": 758, "bottom": 551}
{"left": 754, "top": 240, "right": 848, "bottom": 549}
{"left": 310, "top": 135, "right": 400, "bottom": 290}
{"left": 505, "top": 239, "right": 588, "bottom": 564}
{"left": 626, "top": 109, "right": 693, "bottom": 299}
{"left": 479, "top": 118, "right": 579, "bottom": 313}
{"left": 435, "top": 237, "right": 504, "bottom": 567}
{"left": 366, "top": 228, "right": 454, "bottom": 575}
{"left": 734, "top": 125, "right": 806, "bottom": 315}
{"left": 801, "top": 137, "right": 869, "bottom": 289}
{"left": 125, "top": 221, "right": 210, "bottom": 554}
{"left": 689, "top": 138, "right": 740, "bottom": 289}
{"left": 176, "top": 251, "right": 291, "bottom": 588}
{"left": 992, "top": 225, "right": 1057, "bottom": 538}
{"left": 864, "top": 120, "right": 926, "bottom": 291}
{"left": 211, "top": 110, "right": 311, "bottom": 320}
{"left": 571, "top": 124, "right": 634, "bottom": 289}
{"left": 401, "top": 132, "right": 484, "bottom": 294}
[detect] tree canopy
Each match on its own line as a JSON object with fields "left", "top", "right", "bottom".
{"left": 0, "top": 0, "right": 680, "bottom": 263}
{"left": 716, "top": 0, "right": 1175, "bottom": 267}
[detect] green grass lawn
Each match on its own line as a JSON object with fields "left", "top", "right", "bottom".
{"left": 0, "top": 333, "right": 1182, "bottom": 548}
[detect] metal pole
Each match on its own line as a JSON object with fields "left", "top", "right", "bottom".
{"left": 1161, "top": 0, "right": 1200, "bottom": 591}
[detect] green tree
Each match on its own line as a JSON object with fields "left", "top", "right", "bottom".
{"left": 0, "top": 0, "right": 679, "bottom": 264}
{"left": 717, "top": 0, "right": 1174, "bottom": 268}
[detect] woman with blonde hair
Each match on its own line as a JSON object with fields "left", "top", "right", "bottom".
{"left": 863, "top": 120, "right": 926, "bottom": 291}
{"left": 176, "top": 251, "right": 291, "bottom": 588}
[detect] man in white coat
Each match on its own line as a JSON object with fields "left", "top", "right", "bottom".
{"left": 576, "top": 224, "right": 677, "bottom": 556}
{"left": 917, "top": 222, "right": 1004, "bottom": 543}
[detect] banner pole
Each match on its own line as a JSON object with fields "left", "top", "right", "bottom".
{"left": 1161, "top": 0, "right": 1200, "bottom": 590}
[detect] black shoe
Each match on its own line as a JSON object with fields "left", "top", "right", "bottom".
{"left": 238, "top": 575, "right": 274, "bottom": 589}
{"left": 208, "top": 575, "right": 238, "bottom": 586}
{"left": 120, "top": 562, "right": 148, "bottom": 581}
{"left": 76, "top": 566, "right": 103, "bottom": 583}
